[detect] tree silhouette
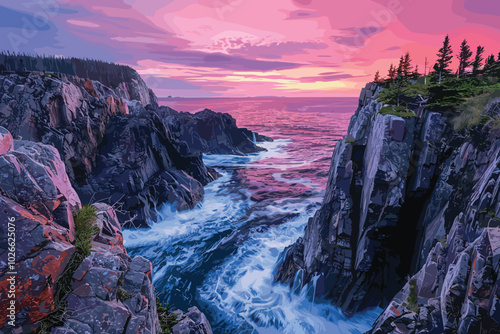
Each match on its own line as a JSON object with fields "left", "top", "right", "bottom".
{"left": 402, "top": 52, "right": 413, "bottom": 77}
{"left": 435, "top": 35, "right": 453, "bottom": 84}
{"left": 472, "top": 45, "right": 485, "bottom": 76}
{"left": 457, "top": 39, "right": 473, "bottom": 77}
{"left": 387, "top": 63, "right": 397, "bottom": 81}
{"left": 412, "top": 64, "right": 420, "bottom": 79}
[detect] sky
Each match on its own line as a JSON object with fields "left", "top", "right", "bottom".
{"left": 1, "top": 0, "right": 500, "bottom": 97}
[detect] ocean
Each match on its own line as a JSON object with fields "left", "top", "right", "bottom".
{"left": 123, "top": 97, "right": 381, "bottom": 334}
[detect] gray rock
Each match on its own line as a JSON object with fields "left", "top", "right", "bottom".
{"left": 172, "top": 307, "right": 213, "bottom": 334}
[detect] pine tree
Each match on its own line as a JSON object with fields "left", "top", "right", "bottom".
{"left": 402, "top": 52, "right": 413, "bottom": 77}
{"left": 472, "top": 45, "right": 484, "bottom": 76}
{"left": 457, "top": 39, "right": 473, "bottom": 77}
{"left": 412, "top": 64, "right": 420, "bottom": 79}
{"left": 388, "top": 63, "right": 396, "bottom": 80}
{"left": 397, "top": 55, "right": 404, "bottom": 75}
{"left": 487, "top": 54, "right": 495, "bottom": 66}
{"left": 374, "top": 70, "right": 381, "bottom": 83}
{"left": 435, "top": 35, "right": 453, "bottom": 84}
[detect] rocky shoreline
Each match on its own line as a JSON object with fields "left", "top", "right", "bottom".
{"left": 274, "top": 82, "right": 500, "bottom": 333}
{"left": 0, "top": 66, "right": 269, "bottom": 333}
{"left": 0, "top": 71, "right": 269, "bottom": 228}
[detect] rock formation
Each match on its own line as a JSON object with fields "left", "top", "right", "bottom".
{"left": 158, "top": 106, "right": 272, "bottom": 156}
{"left": 171, "top": 307, "right": 214, "bottom": 334}
{"left": 275, "top": 82, "right": 500, "bottom": 332}
{"left": 0, "top": 128, "right": 160, "bottom": 333}
{"left": 0, "top": 71, "right": 266, "bottom": 228}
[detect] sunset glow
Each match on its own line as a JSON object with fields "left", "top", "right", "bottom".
{"left": 2, "top": 0, "right": 500, "bottom": 97}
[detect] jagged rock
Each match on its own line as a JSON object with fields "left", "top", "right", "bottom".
{"left": 56, "top": 204, "right": 160, "bottom": 334}
{"left": 0, "top": 133, "right": 161, "bottom": 333}
{"left": 0, "top": 72, "right": 270, "bottom": 228}
{"left": 0, "top": 73, "right": 210, "bottom": 228}
{"left": 158, "top": 107, "right": 272, "bottom": 156}
{"left": 275, "top": 81, "right": 500, "bottom": 333}
{"left": 172, "top": 306, "right": 213, "bottom": 334}
{"left": 75, "top": 111, "right": 214, "bottom": 228}
{"left": 275, "top": 83, "right": 421, "bottom": 316}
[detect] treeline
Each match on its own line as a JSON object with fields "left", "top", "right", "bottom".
{"left": 0, "top": 51, "right": 139, "bottom": 88}
{"left": 373, "top": 35, "right": 500, "bottom": 110}
{"left": 374, "top": 35, "right": 500, "bottom": 84}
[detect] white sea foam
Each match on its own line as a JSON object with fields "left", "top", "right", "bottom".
{"left": 124, "top": 138, "right": 381, "bottom": 333}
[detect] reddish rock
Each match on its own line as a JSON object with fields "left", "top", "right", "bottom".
{"left": 0, "top": 126, "right": 13, "bottom": 154}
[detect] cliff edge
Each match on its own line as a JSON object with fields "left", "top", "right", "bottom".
{"left": 275, "top": 82, "right": 500, "bottom": 333}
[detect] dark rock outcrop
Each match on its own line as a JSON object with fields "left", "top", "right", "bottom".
{"left": 274, "top": 82, "right": 500, "bottom": 332}
{"left": 0, "top": 128, "right": 160, "bottom": 333}
{"left": 75, "top": 110, "right": 217, "bottom": 228}
{"left": 0, "top": 71, "right": 269, "bottom": 228}
{"left": 158, "top": 106, "right": 272, "bottom": 156}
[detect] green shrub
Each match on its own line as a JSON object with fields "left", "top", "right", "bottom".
{"left": 406, "top": 280, "right": 420, "bottom": 313}
{"left": 157, "top": 297, "right": 182, "bottom": 334}
{"left": 379, "top": 105, "right": 418, "bottom": 118}
{"left": 74, "top": 205, "right": 99, "bottom": 257}
{"left": 37, "top": 205, "right": 100, "bottom": 333}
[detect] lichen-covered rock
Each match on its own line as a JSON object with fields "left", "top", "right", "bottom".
{"left": 0, "top": 135, "right": 80, "bottom": 331}
{"left": 0, "top": 126, "right": 13, "bottom": 155}
{"left": 53, "top": 205, "right": 160, "bottom": 334}
{"left": 0, "top": 132, "right": 161, "bottom": 333}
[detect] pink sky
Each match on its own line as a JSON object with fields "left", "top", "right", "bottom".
{"left": 2, "top": 0, "right": 500, "bottom": 97}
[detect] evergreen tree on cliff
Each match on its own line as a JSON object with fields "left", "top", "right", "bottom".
{"left": 472, "top": 45, "right": 485, "bottom": 76}
{"left": 457, "top": 39, "right": 473, "bottom": 77}
{"left": 397, "top": 55, "right": 405, "bottom": 74}
{"left": 412, "top": 64, "right": 420, "bottom": 79}
{"left": 402, "top": 52, "right": 413, "bottom": 77}
{"left": 374, "top": 70, "right": 381, "bottom": 83}
{"left": 434, "top": 35, "right": 453, "bottom": 84}
{"left": 387, "top": 63, "right": 397, "bottom": 81}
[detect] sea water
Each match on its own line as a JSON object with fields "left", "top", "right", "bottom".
{"left": 123, "top": 97, "right": 381, "bottom": 334}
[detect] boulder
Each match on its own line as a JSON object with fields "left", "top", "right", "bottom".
{"left": 172, "top": 307, "right": 213, "bottom": 334}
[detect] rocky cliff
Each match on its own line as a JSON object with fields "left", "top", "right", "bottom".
{"left": 0, "top": 127, "right": 160, "bottom": 333}
{"left": 274, "top": 83, "right": 500, "bottom": 332}
{"left": 0, "top": 71, "right": 266, "bottom": 228}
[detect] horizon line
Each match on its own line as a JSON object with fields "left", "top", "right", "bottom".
{"left": 157, "top": 95, "right": 360, "bottom": 99}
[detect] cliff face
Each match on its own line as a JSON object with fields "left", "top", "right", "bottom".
{"left": 0, "top": 72, "right": 265, "bottom": 228}
{"left": 274, "top": 83, "right": 500, "bottom": 332}
{"left": 0, "top": 127, "right": 159, "bottom": 333}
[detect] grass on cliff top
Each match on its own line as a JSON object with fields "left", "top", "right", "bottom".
{"left": 74, "top": 205, "right": 99, "bottom": 257}
{"left": 451, "top": 89, "right": 500, "bottom": 131}
{"left": 378, "top": 105, "right": 418, "bottom": 118}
